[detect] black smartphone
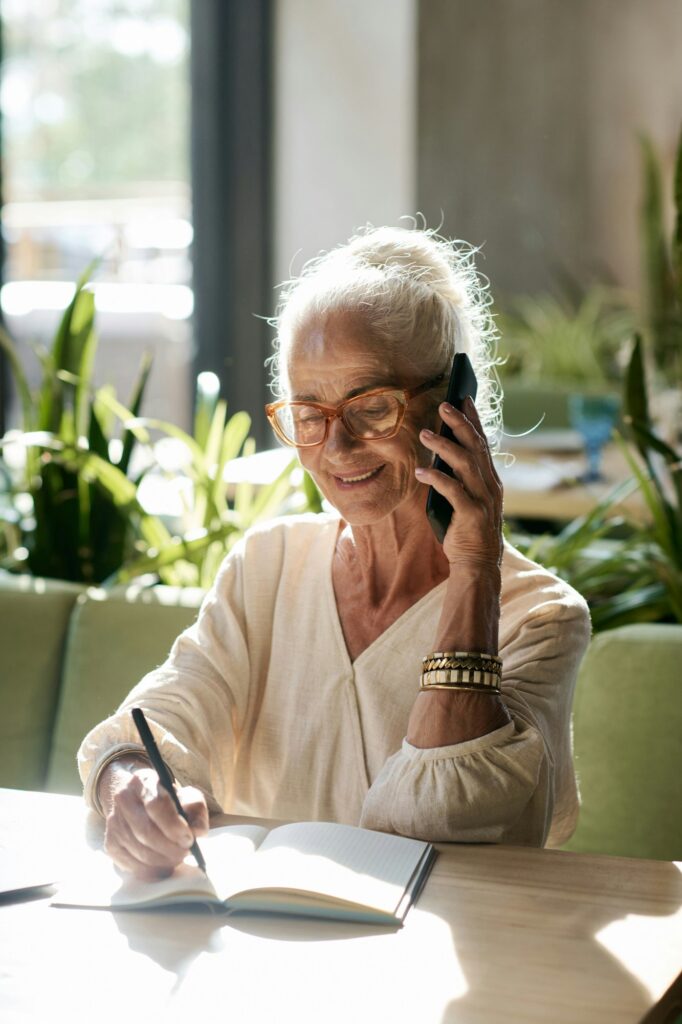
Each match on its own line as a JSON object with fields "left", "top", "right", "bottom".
{"left": 425, "top": 352, "right": 478, "bottom": 543}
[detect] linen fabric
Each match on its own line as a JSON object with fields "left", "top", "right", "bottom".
{"left": 78, "top": 513, "right": 591, "bottom": 847}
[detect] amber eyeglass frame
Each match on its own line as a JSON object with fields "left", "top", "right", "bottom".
{"left": 265, "top": 373, "right": 445, "bottom": 448}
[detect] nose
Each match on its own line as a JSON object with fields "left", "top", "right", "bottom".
{"left": 324, "top": 412, "right": 358, "bottom": 453}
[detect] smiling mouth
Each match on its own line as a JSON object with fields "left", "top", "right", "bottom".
{"left": 333, "top": 465, "right": 385, "bottom": 485}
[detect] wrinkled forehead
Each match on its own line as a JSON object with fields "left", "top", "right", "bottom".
{"left": 283, "top": 311, "right": 413, "bottom": 398}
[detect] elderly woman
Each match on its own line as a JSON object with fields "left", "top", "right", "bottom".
{"left": 79, "top": 226, "right": 590, "bottom": 878}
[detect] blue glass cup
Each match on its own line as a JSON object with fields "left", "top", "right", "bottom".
{"left": 568, "top": 394, "right": 621, "bottom": 483}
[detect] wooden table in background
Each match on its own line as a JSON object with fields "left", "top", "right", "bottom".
{"left": 1, "top": 788, "right": 680, "bottom": 1024}
{"left": 499, "top": 434, "right": 648, "bottom": 524}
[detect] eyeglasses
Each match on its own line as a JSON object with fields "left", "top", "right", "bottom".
{"left": 265, "top": 374, "right": 445, "bottom": 448}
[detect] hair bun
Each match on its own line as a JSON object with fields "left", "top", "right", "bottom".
{"left": 346, "top": 225, "right": 472, "bottom": 310}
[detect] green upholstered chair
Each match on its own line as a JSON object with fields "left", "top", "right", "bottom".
{"left": 501, "top": 382, "right": 622, "bottom": 434}
{"left": 501, "top": 382, "right": 573, "bottom": 431}
{"left": 0, "top": 573, "right": 84, "bottom": 790}
{"left": 46, "top": 584, "right": 205, "bottom": 794}
{"left": 563, "top": 623, "right": 682, "bottom": 861}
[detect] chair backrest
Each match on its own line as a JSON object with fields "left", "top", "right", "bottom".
{"left": 46, "top": 584, "right": 205, "bottom": 794}
{"left": 563, "top": 623, "right": 682, "bottom": 860}
{"left": 0, "top": 573, "right": 84, "bottom": 790}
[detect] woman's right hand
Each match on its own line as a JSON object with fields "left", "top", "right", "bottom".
{"left": 99, "top": 760, "right": 209, "bottom": 880}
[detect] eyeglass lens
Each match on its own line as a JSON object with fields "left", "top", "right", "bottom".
{"left": 275, "top": 393, "right": 403, "bottom": 445}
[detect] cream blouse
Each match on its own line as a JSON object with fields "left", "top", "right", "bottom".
{"left": 78, "top": 513, "right": 591, "bottom": 847}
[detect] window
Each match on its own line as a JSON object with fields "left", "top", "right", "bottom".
{"left": 1, "top": 0, "right": 192, "bottom": 429}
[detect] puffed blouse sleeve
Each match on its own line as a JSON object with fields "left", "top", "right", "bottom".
{"left": 358, "top": 591, "right": 591, "bottom": 847}
{"left": 77, "top": 538, "right": 250, "bottom": 815}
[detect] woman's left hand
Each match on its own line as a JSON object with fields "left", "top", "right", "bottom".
{"left": 415, "top": 396, "right": 504, "bottom": 570}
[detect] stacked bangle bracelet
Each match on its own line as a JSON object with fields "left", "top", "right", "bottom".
{"left": 419, "top": 651, "right": 502, "bottom": 694}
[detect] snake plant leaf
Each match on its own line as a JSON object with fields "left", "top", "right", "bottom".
{"left": 94, "top": 390, "right": 152, "bottom": 448}
{"left": 38, "top": 268, "right": 97, "bottom": 433}
{"left": 218, "top": 410, "right": 252, "bottom": 464}
{"left": 59, "top": 406, "right": 77, "bottom": 448}
{"left": 0, "top": 327, "right": 33, "bottom": 430}
{"left": 28, "top": 460, "right": 79, "bottom": 580}
{"left": 640, "top": 137, "right": 674, "bottom": 336}
{"left": 72, "top": 450, "right": 171, "bottom": 552}
{"left": 87, "top": 400, "right": 111, "bottom": 461}
{"left": 205, "top": 399, "right": 228, "bottom": 468}
{"left": 212, "top": 410, "right": 252, "bottom": 513}
{"left": 50, "top": 260, "right": 98, "bottom": 371}
{"left": 118, "top": 352, "right": 153, "bottom": 475}
{"left": 616, "top": 434, "right": 680, "bottom": 564}
{"left": 629, "top": 420, "right": 682, "bottom": 514}
{"left": 590, "top": 582, "right": 671, "bottom": 631}
{"left": 249, "top": 456, "right": 299, "bottom": 522}
{"left": 302, "top": 470, "right": 324, "bottom": 513}
{"left": 233, "top": 437, "right": 256, "bottom": 520}
{"left": 110, "top": 516, "right": 240, "bottom": 585}
{"left": 194, "top": 399, "right": 228, "bottom": 525}
{"left": 552, "top": 475, "right": 638, "bottom": 550}
{"left": 624, "top": 335, "right": 650, "bottom": 435}
{"left": 73, "top": 290, "right": 98, "bottom": 442}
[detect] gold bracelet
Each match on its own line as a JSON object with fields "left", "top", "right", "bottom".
{"left": 420, "top": 667, "right": 501, "bottom": 693}
{"left": 422, "top": 650, "right": 502, "bottom": 671}
{"left": 419, "top": 681, "right": 502, "bottom": 694}
{"left": 419, "top": 650, "right": 502, "bottom": 693}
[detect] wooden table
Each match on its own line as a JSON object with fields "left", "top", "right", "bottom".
{"left": 499, "top": 434, "right": 649, "bottom": 524}
{"left": 1, "top": 788, "right": 680, "bottom": 1024}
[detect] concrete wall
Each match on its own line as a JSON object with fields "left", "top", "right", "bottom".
{"left": 273, "top": 0, "right": 417, "bottom": 289}
{"left": 418, "top": 0, "right": 682, "bottom": 299}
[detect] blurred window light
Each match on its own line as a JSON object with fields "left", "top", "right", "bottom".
{"left": 1, "top": 281, "right": 193, "bottom": 320}
{"left": 1, "top": 0, "right": 193, "bottom": 430}
{"left": 1, "top": 0, "right": 191, "bottom": 285}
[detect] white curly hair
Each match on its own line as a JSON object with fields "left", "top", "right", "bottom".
{"left": 268, "top": 224, "right": 502, "bottom": 449}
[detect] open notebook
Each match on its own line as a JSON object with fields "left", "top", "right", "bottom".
{"left": 53, "top": 820, "right": 436, "bottom": 925}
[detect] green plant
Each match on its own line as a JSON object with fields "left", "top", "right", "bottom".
{"left": 619, "top": 335, "right": 682, "bottom": 619}
{"left": 512, "top": 337, "right": 682, "bottom": 630}
{"left": 639, "top": 128, "right": 682, "bottom": 384}
{"left": 496, "top": 286, "right": 633, "bottom": 386}
{"left": 0, "top": 270, "right": 315, "bottom": 586}
{"left": 0, "top": 266, "right": 164, "bottom": 582}
{"left": 101, "top": 373, "right": 306, "bottom": 588}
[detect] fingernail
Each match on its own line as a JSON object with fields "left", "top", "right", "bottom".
{"left": 415, "top": 467, "right": 427, "bottom": 477}
{"left": 441, "top": 402, "right": 454, "bottom": 413}
{"left": 181, "top": 833, "right": 193, "bottom": 847}
{"left": 465, "top": 395, "right": 475, "bottom": 410}
{"left": 420, "top": 428, "right": 434, "bottom": 438}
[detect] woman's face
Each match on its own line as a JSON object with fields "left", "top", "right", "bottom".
{"left": 285, "top": 312, "right": 439, "bottom": 526}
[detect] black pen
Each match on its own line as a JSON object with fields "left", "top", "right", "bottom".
{"left": 131, "top": 706, "right": 208, "bottom": 875}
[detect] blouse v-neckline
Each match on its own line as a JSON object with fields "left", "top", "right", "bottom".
{"left": 321, "top": 515, "right": 448, "bottom": 670}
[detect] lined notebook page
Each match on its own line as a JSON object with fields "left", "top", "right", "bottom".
{"left": 241, "top": 822, "right": 429, "bottom": 913}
